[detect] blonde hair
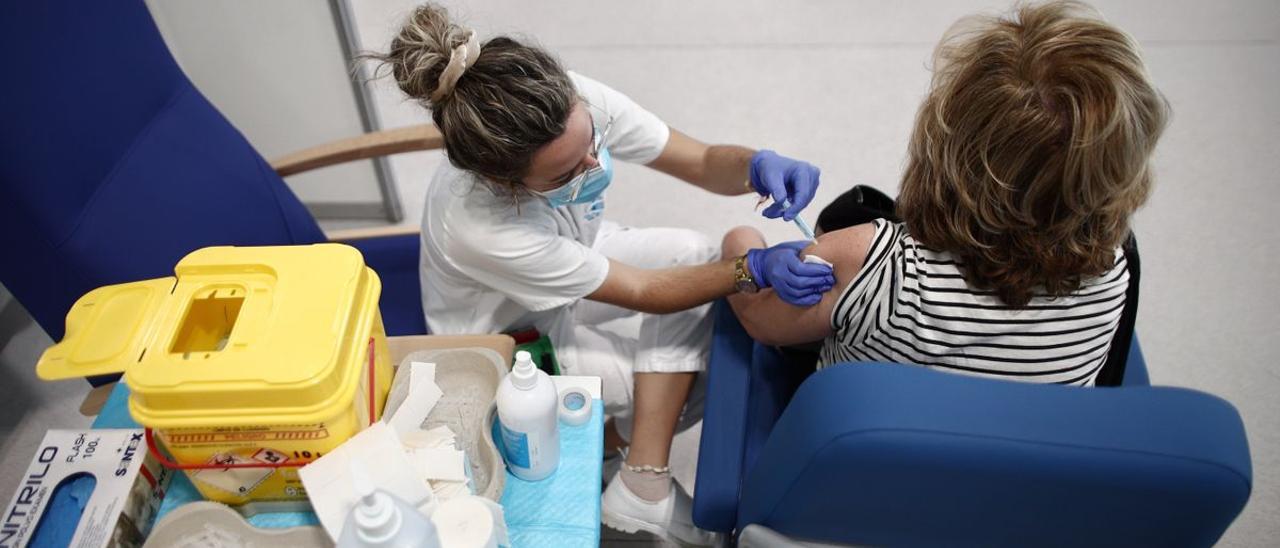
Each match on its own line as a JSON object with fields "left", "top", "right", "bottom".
{"left": 365, "top": 3, "right": 575, "bottom": 189}
{"left": 897, "top": 0, "right": 1169, "bottom": 305}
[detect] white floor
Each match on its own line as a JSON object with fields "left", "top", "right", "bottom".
{"left": 3, "top": 1, "right": 1278, "bottom": 546}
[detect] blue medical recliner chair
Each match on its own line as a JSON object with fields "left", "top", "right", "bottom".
{"left": 0, "top": 1, "right": 441, "bottom": 351}
{"left": 694, "top": 302, "right": 1252, "bottom": 547}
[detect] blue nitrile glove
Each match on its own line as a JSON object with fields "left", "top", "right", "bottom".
{"left": 746, "top": 241, "right": 835, "bottom": 307}
{"left": 749, "top": 150, "right": 821, "bottom": 221}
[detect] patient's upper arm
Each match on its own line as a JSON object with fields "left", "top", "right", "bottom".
{"left": 727, "top": 223, "right": 878, "bottom": 346}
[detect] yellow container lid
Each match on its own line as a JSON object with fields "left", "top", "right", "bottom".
{"left": 38, "top": 244, "right": 382, "bottom": 428}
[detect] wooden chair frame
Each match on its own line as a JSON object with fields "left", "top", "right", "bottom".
{"left": 269, "top": 124, "right": 444, "bottom": 241}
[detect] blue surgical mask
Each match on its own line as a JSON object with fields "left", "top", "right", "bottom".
{"left": 543, "top": 145, "right": 613, "bottom": 208}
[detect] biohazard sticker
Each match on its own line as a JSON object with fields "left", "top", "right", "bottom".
{"left": 253, "top": 448, "right": 288, "bottom": 466}
{"left": 190, "top": 449, "right": 290, "bottom": 496}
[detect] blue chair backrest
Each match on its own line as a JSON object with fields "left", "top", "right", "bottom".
{"left": 0, "top": 0, "right": 325, "bottom": 340}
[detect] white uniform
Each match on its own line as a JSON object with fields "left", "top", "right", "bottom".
{"left": 419, "top": 72, "right": 715, "bottom": 425}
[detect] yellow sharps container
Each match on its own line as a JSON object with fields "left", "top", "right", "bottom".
{"left": 37, "top": 244, "right": 392, "bottom": 506}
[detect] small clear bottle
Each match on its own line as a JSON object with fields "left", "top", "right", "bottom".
{"left": 495, "top": 350, "right": 560, "bottom": 481}
{"left": 337, "top": 461, "right": 440, "bottom": 548}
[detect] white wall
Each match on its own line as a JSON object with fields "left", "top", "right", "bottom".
{"left": 145, "top": 0, "right": 388, "bottom": 210}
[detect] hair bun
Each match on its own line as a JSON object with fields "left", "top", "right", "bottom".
{"left": 374, "top": 3, "right": 476, "bottom": 107}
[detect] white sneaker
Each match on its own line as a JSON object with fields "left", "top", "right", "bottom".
{"left": 601, "top": 470, "right": 720, "bottom": 546}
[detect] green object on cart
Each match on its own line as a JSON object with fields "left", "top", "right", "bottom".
{"left": 516, "top": 335, "right": 561, "bottom": 376}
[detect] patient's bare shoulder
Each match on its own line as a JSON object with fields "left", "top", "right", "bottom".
{"left": 804, "top": 222, "right": 879, "bottom": 283}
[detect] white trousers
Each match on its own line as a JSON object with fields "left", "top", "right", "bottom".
{"left": 564, "top": 223, "right": 718, "bottom": 438}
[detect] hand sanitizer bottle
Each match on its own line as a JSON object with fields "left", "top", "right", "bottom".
{"left": 496, "top": 350, "right": 560, "bottom": 481}
{"left": 338, "top": 461, "right": 440, "bottom": 548}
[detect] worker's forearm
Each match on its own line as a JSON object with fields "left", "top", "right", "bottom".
{"left": 699, "top": 144, "right": 756, "bottom": 196}
{"left": 634, "top": 258, "right": 738, "bottom": 314}
{"left": 650, "top": 130, "right": 756, "bottom": 196}
{"left": 591, "top": 258, "right": 740, "bottom": 315}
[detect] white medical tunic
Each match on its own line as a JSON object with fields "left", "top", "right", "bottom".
{"left": 419, "top": 72, "right": 697, "bottom": 376}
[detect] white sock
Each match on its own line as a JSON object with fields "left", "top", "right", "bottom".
{"left": 619, "top": 466, "right": 671, "bottom": 502}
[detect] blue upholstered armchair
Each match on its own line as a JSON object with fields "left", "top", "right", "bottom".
{"left": 0, "top": 0, "right": 437, "bottom": 352}
{"left": 694, "top": 301, "right": 1252, "bottom": 547}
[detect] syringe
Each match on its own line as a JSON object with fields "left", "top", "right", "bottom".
{"left": 778, "top": 199, "right": 817, "bottom": 241}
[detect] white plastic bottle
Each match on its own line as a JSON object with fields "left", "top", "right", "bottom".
{"left": 496, "top": 350, "right": 560, "bottom": 481}
{"left": 338, "top": 462, "right": 441, "bottom": 548}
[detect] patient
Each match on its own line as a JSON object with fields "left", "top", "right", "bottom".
{"left": 724, "top": 0, "right": 1168, "bottom": 386}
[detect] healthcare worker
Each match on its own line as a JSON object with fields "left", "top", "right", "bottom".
{"left": 371, "top": 5, "right": 833, "bottom": 544}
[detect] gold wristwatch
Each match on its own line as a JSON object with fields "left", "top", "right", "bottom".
{"left": 733, "top": 254, "right": 760, "bottom": 293}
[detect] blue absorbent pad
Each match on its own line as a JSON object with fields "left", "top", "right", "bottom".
{"left": 493, "top": 403, "right": 605, "bottom": 547}
{"left": 93, "top": 382, "right": 603, "bottom": 542}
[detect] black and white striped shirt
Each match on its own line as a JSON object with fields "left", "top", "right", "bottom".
{"left": 819, "top": 220, "right": 1129, "bottom": 386}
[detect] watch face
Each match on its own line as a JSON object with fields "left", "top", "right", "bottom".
{"left": 733, "top": 255, "right": 759, "bottom": 293}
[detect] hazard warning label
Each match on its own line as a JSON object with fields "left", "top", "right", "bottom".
{"left": 190, "top": 448, "right": 289, "bottom": 496}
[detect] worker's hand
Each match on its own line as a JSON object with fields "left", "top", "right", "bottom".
{"left": 746, "top": 241, "right": 835, "bottom": 307}
{"left": 748, "top": 150, "right": 821, "bottom": 221}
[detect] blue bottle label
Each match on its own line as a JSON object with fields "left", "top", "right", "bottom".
{"left": 500, "top": 423, "right": 531, "bottom": 468}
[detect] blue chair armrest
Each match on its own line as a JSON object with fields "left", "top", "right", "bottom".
{"left": 694, "top": 301, "right": 809, "bottom": 532}
{"left": 737, "top": 363, "right": 1252, "bottom": 547}
{"left": 693, "top": 301, "right": 760, "bottom": 531}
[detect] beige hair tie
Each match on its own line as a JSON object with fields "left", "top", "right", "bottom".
{"left": 430, "top": 30, "right": 481, "bottom": 102}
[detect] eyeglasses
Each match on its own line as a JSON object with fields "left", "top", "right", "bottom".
{"left": 529, "top": 103, "right": 614, "bottom": 201}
